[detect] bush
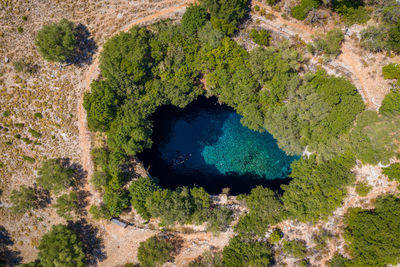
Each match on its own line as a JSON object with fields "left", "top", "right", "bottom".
{"left": 254, "top": 5, "right": 260, "bottom": 11}
{"left": 312, "top": 28, "right": 344, "bottom": 56}
{"left": 249, "top": 29, "right": 270, "bottom": 46}
{"left": 34, "top": 112, "right": 43, "bottom": 119}
{"left": 13, "top": 60, "right": 36, "bottom": 74}
{"left": 270, "top": 229, "right": 283, "bottom": 244}
{"left": 37, "top": 224, "right": 85, "bottom": 267}
{"left": 137, "top": 236, "right": 173, "bottom": 267}
{"left": 53, "top": 192, "right": 79, "bottom": 219}
{"left": 382, "top": 163, "right": 400, "bottom": 182}
{"left": 379, "top": 90, "right": 400, "bottom": 116}
{"left": 17, "top": 27, "right": 23, "bottom": 33}
{"left": 36, "top": 159, "right": 74, "bottom": 193}
{"left": 89, "top": 204, "right": 112, "bottom": 220}
{"left": 355, "top": 182, "right": 372, "bottom": 197}
{"left": 22, "top": 156, "right": 35, "bottom": 163}
{"left": 222, "top": 236, "right": 273, "bottom": 266}
{"left": 387, "top": 22, "right": 400, "bottom": 53}
{"left": 360, "top": 26, "right": 387, "bottom": 52}
{"left": 10, "top": 185, "right": 38, "bottom": 214}
{"left": 333, "top": 0, "right": 370, "bottom": 25}
{"left": 181, "top": 4, "right": 208, "bottom": 35}
{"left": 328, "top": 253, "right": 351, "bottom": 267}
{"left": 28, "top": 128, "right": 41, "bottom": 138}
{"left": 344, "top": 195, "right": 400, "bottom": 266}
{"left": 90, "top": 171, "right": 109, "bottom": 191}
{"left": 128, "top": 177, "right": 158, "bottom": 220}
{"left": 35, "top": 18, "right": 77, "bottom": 62}
{"left": 103, "top": 189, "right": 129, "bottom": 217}
{"left": 206, "top": 207, "right": 233, "bottom": 234}
{"left": 283, "top": 240, "right": 308, "bottom": 258}
{"left": 2, "top": 110, "right": 10, "bottom": 117}
{"left": 382, "top": 63, "right": 400, "bottom": 84}
{"left": 291, "top": 0, "right": 321, "bottom": 21}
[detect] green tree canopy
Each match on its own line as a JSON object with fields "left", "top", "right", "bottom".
{"left": 53, "top": 192, "right": 79, "bottom": 220}
{"left": 9, "top": 185, "right": 38, "bottom": 214}
{"left": 344, "top": 195, "right": 400, "bottom": 266}
{"left": 35, "top": 18, "right": 77, "bottom": 62}
{"left": 37, "top": 224, "right": 85, "bottom": 267}
{"left": 181, "top": 4, "right": 209, "bottom": 35}
{"left": 36, "top": 159, "right": 74, "bottom": 193}
{"left": 128, "top": 177, "right": 158, "bottom": 220}
{"left": 137, "top": 236, "right": 173, "bottom": 267}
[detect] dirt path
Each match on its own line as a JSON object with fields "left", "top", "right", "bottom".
{"left": 77, "top": 0, "right": 195, "bottom": 205}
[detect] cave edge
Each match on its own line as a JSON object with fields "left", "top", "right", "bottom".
{"left": 137, "top": 96, "right": 294, "bottom": 195}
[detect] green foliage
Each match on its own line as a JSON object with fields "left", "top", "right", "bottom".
{"left": 206, "top": 207, "right": 233, "bottom": 234}
{"left": 344, "top": 195, "right": 400, "bottom": 266}
{"left": 355, "top": 182, "right": 371, "bottom": 197}
{"left": 34, "top": 112, "right": 43, "bottom": 119}
{"left": 197, "top": 22, "right": 225, "bottom": 48}
{"left": 328, "top": 253, "right": 350, "bottom": 267}
{"left": 235, "top": 186, "right": 286, "bottom": 237}
{"left": 9, "top": 185, "right": 38, "bottom": 214}
{"left": 387, "top": 22, "right": 400, "bottom": 53}
{"left": 199, "top": 0, "right": 248, "bottom": 29}
{"left": 28, "top": 128, "right": 41, "bottom": 138}
{"left": 181, "top": 4, "right": 208, "bottom": 35}
{"left": 333, "top": 0, "right": 370, "bottom": 25}
{"left": 382, "top": 163, "right": 400, "bottom": 182}
{"left": 89, "top": 204, "right": 112, "bottom": 220}
{"left": 312, "top": 28, "right": 344, "bottom": 56}
{"left": 249, "top": 29, "right": 270, "bottom": 46}
{"left": 35, "top": 18, "right": 77, "bottom": 62}
{"left": 349, "top": 110, "right": 399, "bottom": 164}
{"left": 283, "top": 240, "right": 307, "bottom": 258}
{"left": 128, "top": 177, "right": 158, "bottom": 220}
{"left": 188, "top": 251, "right": 224, "bottom": 267}
{"left": 13, "top": 60, "right": 36, "bottom": 74}
{"left": 90, "top": 171, "right": 109, "bottom": 191}
{"left": 291, "top": 0, "right": 321, "bottom": 20}
{"left": 137, "top": 236, "right": 173, "bottom": 267}
{"left": 282, "top": 154, "right": 355, "bottom": 222}
{"left": 103, "top": 189, "right": 129, "bottom": 217}
{"left": 22, "top": 155, "right": 35, "bottom": 163}
{"left": 17, "top": 27, "right": 23, "bottom": 33}
{"left": 2, "top": 110, "right": 10, "bottom": 117}
{"left": 36, "top": 159, "right": 74, "bottom": 193}
{"left": 222, "top": 236, "right": 272, "bottom": 266}
{"left": 38, "top": 224, "right": 85, "bottom": 267}
{"left": 360, "top": 26, "right": 387, "bottom": 52}
{"left": 381, "top": 63, "right": 400, "bottom": 88}
{"left": 83, "top": 80, "right": 118, "bottom": 132}
{"left": 270, "top": 229, "right": 283, "bottom": 244}
{"left": 54, "top": 192, "right": 79, "bottom": 220}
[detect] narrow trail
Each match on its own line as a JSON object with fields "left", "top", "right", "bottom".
{"left": 77, "top": 0, "right": 195, "bottom": 204}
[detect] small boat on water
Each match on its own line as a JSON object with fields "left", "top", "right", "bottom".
{"left": 172, "top": 153, "right": 192, "bottom": 166}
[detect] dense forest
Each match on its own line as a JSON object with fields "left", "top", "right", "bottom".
{"left": 11, "top": 0, "right": 400, "bottom": 266}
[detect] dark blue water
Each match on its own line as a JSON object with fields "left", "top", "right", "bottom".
{"left": 139, "top": 97, "right": 298, "bottom": 195}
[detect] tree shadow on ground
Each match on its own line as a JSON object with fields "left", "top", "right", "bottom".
{"left": 69, "top": 24, "right": 97, "bottom": 66}
{"left": 33, "top": 183, "right": 51, "bottom": 208}
{"left": 67, "top": 219, "right": 107, "bottom": 266}
{"left": 0, "top": 225, "right": 22, "bottom": 266}
{"left": 59, "top": 158, "right": 88, "bottom": 189}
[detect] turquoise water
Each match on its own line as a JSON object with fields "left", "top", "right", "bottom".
{"left": 139, "top": 97, "right": 298, "bottom": 194}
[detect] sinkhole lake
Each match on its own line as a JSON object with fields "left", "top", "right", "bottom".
{"left": 139, "top": 97, "right": 299, "bottom": 195}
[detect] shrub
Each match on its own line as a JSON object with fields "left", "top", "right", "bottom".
{"left": 103, "top": 189, "right": 129, "bottom": 217}
{"left": 249, "top": 29, "right": 270, "bottom": 46}
{"left": 379, "top": 90, "right": 400, "bottom": 116}
{"left": 89, "top": 204, "right": 112, "bottom": 220}
{"left": 22, "top": 16, "right": 27, "bottom": 21}
{"left": 223, "top": 236, "right": 273, "bottom": 266}
{"left": 360, "top": 26, "right": 387, "bottom": 52}
{"left": 291, "top": 0, "right": 321, "bottom": 21}
{"left": 34, "top": 112, "right": 43, "bottom": 119}
{"left": 328, "top": 253, "right": 351, "bottom": 266}
{"left": 22, "top": 138, "right": 32, "bottom": 144}
{"left": 312, "top": 28, "right": 344, "bottom": 56}
{"left": 387, "top": 22, "right": 400, "bottom": 53}
{"left": 355, "top": 182, "right": 372, "bottom": 197}
{"left": 13, "top": 60, "right": 35, "bottom": 74}
{"left": 28, "top": 128, "right": 41, "bottom": 138}
{"left": 382, "top": 63, "right": 400, "bottom": 84}
{"left": 22, "top": 156, "right": 35, "bottom": 163}
{"left": 14, "top": 123, "right": 24, "bottom": 128}
{"left": 254, "top": 5, "right": 260, "bottom": 11}
{"left": 344, "top": 195, "right": 400, "bottom": 266}
{"left": 382, "top": 163, "right": 400, "bottom": 182}
{"left": 181, "top": 4, "right": 208, "bottom": 35}
{"left": 10, "top": 185, "right": 38, "bottom": 214}
{"left": 206, "top": 207, "right": 233, "bottom": 234}
{"left": 35, "top": 18, "right": 77, "bottom": 62}
{"left": 137, "top": 236, "right": 173, "bottom": 267}
{"left": 53, "top": 192, "right": 79, "bottom": 220}
{"left": 17, "top": 27, "right": 23, "bottom": 33}
{"left": 37, "top": 224, "right": 85, "bottom": 267}
{"left": 270, "top": 229, "right": 283, "bottom": 244}
{"left": 2, "top": 110, "right": 10, "bottom": 117}
{"left": 333, "top": 0, "right": 370, "bottom": 25}
{"left": 90, "top": 171, "right": 109, "bottom": 191}
{"left": 128, "top": 177, "right": 158, "bottom": 220}
{"left": 36, "top": 159, "right": 74, "bottom": 193}
{"left": 283, "top": 240, "right": 308, "bottom": 258}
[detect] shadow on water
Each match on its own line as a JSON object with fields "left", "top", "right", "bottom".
{"left": 139, "top": 96, "right": 294, "bottom": 195}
